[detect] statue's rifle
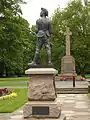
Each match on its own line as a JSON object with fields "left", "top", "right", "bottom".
{"left": 29, "top": 29, "right": 37, "bottom": 35}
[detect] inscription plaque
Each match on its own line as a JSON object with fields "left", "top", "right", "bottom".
{"left": 32, "top": 106, "right": 49, "bottom": 115}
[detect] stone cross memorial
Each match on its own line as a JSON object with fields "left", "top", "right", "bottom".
{"left": 60, "top": 27, "right": 76, "bottom": 78}
{"left": 64, "top": 27, "right": 72, "bottom": 56}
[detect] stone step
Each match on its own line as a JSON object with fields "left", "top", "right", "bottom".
{"left": 9, "top": 113, "right": 66, "bottom": 120}
{"left": 56, "top": 88, "right": 88, "bottom": 94}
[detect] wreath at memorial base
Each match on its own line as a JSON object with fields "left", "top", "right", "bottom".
{"left": 0, "top": 88, "right": 17, "bottom": 100}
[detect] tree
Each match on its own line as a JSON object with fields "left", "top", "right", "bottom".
{"left": 0, "top": 0, "right": 34, "bottom": 76}
{"left": 52, "top": 0, "right": 90, "bottom": 75}
{"left": 0, "top": 0, "right": 24, "bottom": 15}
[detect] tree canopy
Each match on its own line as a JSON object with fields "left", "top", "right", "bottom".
{"left": 51, "top": 0, "right": 90, "bottom": 75}
{"left": 0, "top": 0, "right": 90, "bottom": 77}
{"left": 0, "top": 0, "right": 35, "bottom": 77}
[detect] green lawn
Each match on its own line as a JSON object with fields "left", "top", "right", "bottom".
{"left": 0, "top": 77, "right": 28, "bottom": 81}
{"left": 0, "top": 81, "right": 27, "bottom": 86}
{"left": 88, "top": 93, "right": 90, "bottom": 99}
{"left": 0, "top": 77, "right": 28, "bottom": 87}
{"left": 0, "top": 88, "right": 27, "bottom": 113}
{"left": 85, "top": 74, "right": 90, "bottom": 79}
{"left": 0, "top": 83, "right": 26, "bottom": 86}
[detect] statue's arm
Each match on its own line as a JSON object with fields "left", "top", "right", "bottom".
{"left": 48, "top": 21, "right": 52, "bottom": 35}
{"left": 35, "top": 20, "right": 39, "bottom": 34}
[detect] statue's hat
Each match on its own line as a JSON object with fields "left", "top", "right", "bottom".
{"left": 41, "top": 8, "right": 48, "bottom": 16}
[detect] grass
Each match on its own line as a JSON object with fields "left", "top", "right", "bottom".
{"left": 0, "top": 83, "right": 26, "bottom": 86}
{"left": 85, "top": 74, "right": 90, "bottom": 79}
{"left": 88, "top": 93, "right": 90, "bottom": 99}
{"left": 0, "top": 81, "right": 27, "bottom": 86}
{"left": 0, "top": 77, "right": 28, "bottom": 81}
{"left": 0, "top": 77, "right": 28, "bottom": 86}
{"left": 0, "top": 88, "right": 27, "bottom": 113}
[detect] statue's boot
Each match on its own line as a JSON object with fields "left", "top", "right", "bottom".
{"left": 47, "top": 51, "right": 52, "bottom": 66}
{"left": 48, "top": 61, "right": 53, "bottom": 66}
{"left": 28, "top": 61, "right": 37, "bottom": 66}
{"left": 28, "top": 51, "right": 40, "bottom": 66}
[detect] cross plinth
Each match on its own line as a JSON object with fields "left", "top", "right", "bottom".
{"left": 64, "top": 27, "right": 72, "bottom": 56}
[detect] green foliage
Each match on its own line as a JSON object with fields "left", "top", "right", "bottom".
{"left": 0, "top": 0, "right": 35, "bottom": 76}
{"left": 0, "top": 16, "right": 30, "bottom": 76}
{"left": 52, "top": 0, "right": 90, "bottom": 74}
{"left": 0, "top": 0, "right": 24, "bottom": 16}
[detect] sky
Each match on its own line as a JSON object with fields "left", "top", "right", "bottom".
{"left": 21, "top": 0, "right": 70, "bottom": 25}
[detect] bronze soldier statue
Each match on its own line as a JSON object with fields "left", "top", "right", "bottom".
{"left": 29, "top": 8, "right": 52, "bottom": 66}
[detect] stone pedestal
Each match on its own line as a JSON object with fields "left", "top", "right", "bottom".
{"left": 60, "top": 55, "right": 77, "bottom": 78}
{"left": 23, "top": 68, "right": 66, "bottom": 120}
{"left": 23, "top": 101, "right": 61, "bottom": 118}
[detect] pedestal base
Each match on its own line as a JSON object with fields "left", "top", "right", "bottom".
{"left": 61, "top": 55, "right": 76, "bottom": 74}
{"left": 60, "top": 73, "right": 77, "bottom": 80}
{"left": 22, "top": 113, "right": 66, "bottom": 120}
{"left": 23, "top": 68, "right": 66, "bottom": 120}
{"left": 60, "top": 55, "right": 76, "bottom": 80}
{"left": 23, "top": 100, "right": 61, "bottom": 118}
{"left": 16, "top": 113, "right": 66, "bottom": 120}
